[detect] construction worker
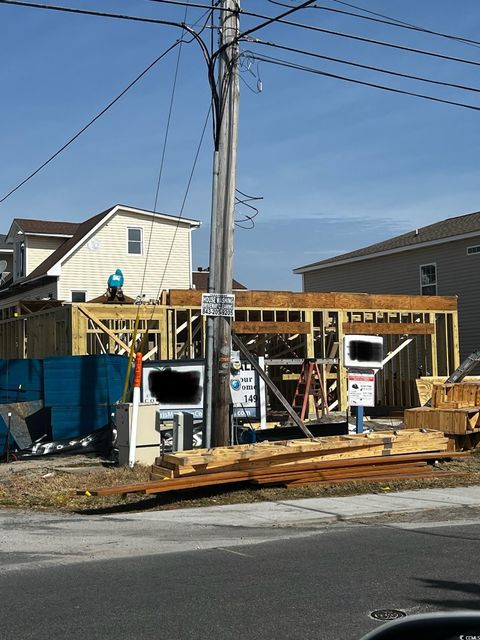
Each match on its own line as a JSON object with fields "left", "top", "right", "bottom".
{"left": 107, "top": 268, "right": 124, "bottom": 301}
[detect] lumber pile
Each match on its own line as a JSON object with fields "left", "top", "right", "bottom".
{"left": 416, "top": 376, "right": 480, "bottom": 407}
{"left": 77, "top": 430, "right": 461, "bottom": 497}
{"left": 405, "top": 382, "right": 480, "bottom": 436}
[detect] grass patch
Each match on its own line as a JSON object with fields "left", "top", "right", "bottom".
{"left": 0, "top": 455, "right": 480, "bottom": 514}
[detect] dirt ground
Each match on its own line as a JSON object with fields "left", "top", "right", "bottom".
{"left": 1, "top": 450, "right": 479, "bottom": 515}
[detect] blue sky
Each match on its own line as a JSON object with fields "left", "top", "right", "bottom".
{"left": 1, "top": 0, "right": 480, "bottom": 290}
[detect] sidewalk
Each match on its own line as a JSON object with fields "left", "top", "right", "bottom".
{"left": 2, "top": 485, "right": 480, "bottom": 574}
{"left": 108, "top": 484, "right": 480, "bottom": 527}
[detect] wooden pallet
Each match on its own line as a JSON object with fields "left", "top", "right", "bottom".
{"left": 404, "top": 406, "right": 480, "bottom": 434}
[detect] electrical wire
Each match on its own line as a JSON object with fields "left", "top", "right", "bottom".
{"left": 155, "top": 104, "right": 212, "bottom": 299}
{"left": 0, "top": 41, "right": 182, "bottom": 204}
{"left": 267, "top": 0, "right": 480, "bottom": 50}
{"left": 246, "top": 51, "right": 480, "bottom": 112}
{"left": 140, "top": 2, "right": 202, "bottom": 297}
{"left": 6, "top": 0, "right": 480, "bottom": 70}
{"left": 245, "top": 37, "right": 480, "bottom": 94}
{"left": 233, "top": 7, "right": 480, "bottom": 70}
{"left": 217, "top": 0, "right": 315, "bottom": 55}
{"left": 234, "top": 189, "right": 262, "bottom": 229}
{"left": 143, "top": 0, "right": 226, "bottom": 10}
{"left": 0, "top": 0, "right": 203, "bottom": 29}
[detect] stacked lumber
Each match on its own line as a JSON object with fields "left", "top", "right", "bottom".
{"left": 77, "top": 430, "right": 460, "bottom": 497}
{"left": 432, "top": 382, "right": 480, "bottom": 408}
{"left": 415, "top": 376, "right": 480, "bottom": 407}
{"left": 405, "top": 382, "right": 480, "bottom": 437}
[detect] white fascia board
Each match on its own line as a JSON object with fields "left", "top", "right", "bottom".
{"left": 293, "top": 229, "right": 480, "bottom": 274}
{"left": 47, "top": 263, "right": 62, "bottom": 277}
{"left": 24, "top": 232, "right": 74, "bottom": 238}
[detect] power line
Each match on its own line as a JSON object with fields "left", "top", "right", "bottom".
{"left": 0, "top": 0, "right": 197, "bottom": 29}
{"left": 156, "top": 105, "right": 212, "bottom": 298}
{"left": 213, "top": 0, "right": 317, "bottom": 60}
{"left": 141, "top": 3, "right": 200, "bottom": 297}
{"left": 143, "top": 0, "right": 226, "bottom": 10}
{"left": 246, "top": 52, "right": 480, "bottom": 112}
{"left": 0, "top": 41, "right": 183, "bottom": 204}
{"left": 8, "top": 0, "right": 480, "bottom": 72}
{"left": 266, "top": 0, "right": 480, "bottom": 50}
{"left": 236, "top": 8, "right": 480, "bottom": 69}
{"left": 0, "top": 1, "right": 213, "bottom": 67}
{"left": 245, "top": 37, "right": 480, "bottom": 94}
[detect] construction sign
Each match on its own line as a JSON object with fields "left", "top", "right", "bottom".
{"left": 347, "top": 369, "right": 375, "bottom": 407}
{"left": 201, "top": 293, "right": 235, "bottom": 317}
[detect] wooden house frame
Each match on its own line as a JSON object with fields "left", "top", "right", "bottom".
{"left": 0, "top": 290, "right": 459, "bottom": 412}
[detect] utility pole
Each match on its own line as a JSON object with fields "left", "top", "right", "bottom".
{"left": 204, "top": 0, "right": 240, "bottom": 448}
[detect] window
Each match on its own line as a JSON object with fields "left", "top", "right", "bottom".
{"left": 127, "top": 227, "right": 143, "bottom": 255}
{"left": 467, "top": 245, "right": 480, "bottom": 255}
{"left": 71, "top": 291, "right": 87, "bottom": 302}
{"left": 420, "top": 263, "right": 437, "bottom": 295}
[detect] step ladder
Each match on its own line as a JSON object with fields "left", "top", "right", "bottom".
{"left": 291, "top": 359, "right": 329, "bottom": 421}
{"left": 446, "top": 349, "right": 480, "bottom": 383}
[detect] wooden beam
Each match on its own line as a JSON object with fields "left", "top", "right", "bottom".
{"left": 233, "top": 321, "right": 311, "bottom": 334}
{"left": 77, "top": 304, "right": 130, "bottom": 353}
{"left": 343, "top": 322, "right": 434, "bottom": 335}
{"left": 168, "top": 289, "right": 458, "bottom": 311}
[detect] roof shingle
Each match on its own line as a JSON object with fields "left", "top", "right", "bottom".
{"left": 14, "top": 219, "right": 79, "bottom": 236}
{"left": 294, "top": 210, "right": 480, "bottom": 272}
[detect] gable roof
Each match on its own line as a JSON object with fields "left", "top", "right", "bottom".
{"left": 294, "top": 209, "right": 480, "bottom": 274}
{"left": 23, "top": 204, "right": 200, "bottom": 283}
{"left": 13, "top": 219, "right": 79, "bottom": 237}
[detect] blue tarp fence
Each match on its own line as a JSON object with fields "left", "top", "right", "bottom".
{"left": 0, "top": 355, "right": 130, "bottom": 453}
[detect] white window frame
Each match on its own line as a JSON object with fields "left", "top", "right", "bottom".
{"left": 127, "top": 227, "right": 143, "bottom": 256}
{"left": 71, "top": 290, "right": 88, "bottom": 303}
{"left": 467, "top": 245, "right": 480, "bottom": 255}
{"left": 419, "top": 263, "right": 437, "bottom": 296}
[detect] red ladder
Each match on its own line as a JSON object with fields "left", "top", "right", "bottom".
{"left": 291, "top": 359, "right": 329, "bottom": 421}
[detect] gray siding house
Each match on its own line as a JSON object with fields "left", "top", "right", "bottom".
{"left": 293, "top": 211, "right": 480, "bottom": 361}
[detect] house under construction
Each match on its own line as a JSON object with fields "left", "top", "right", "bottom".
{"left": 0, "top": 289, "right": 459, "bottom": 413}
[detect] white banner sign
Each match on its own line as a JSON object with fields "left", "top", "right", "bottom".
{"left": 347, "top": 370, "right": 375, "bottom": 407}
{"left": 201, "top": 293, "right": 235, "bottom": 317}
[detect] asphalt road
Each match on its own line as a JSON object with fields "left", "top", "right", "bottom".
{"left": 2, "top": 518, "right": 480, "bottom": 640}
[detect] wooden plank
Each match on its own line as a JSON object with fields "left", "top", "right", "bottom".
{"left": 282, "top": 470, "right": 467, "bottom": 488}
{"left": 168, "top": 290, "right": 458, "bottom": 311}
{"left": 343, "top": 322, "right": 434, "bottom": 335}
{"left": 233, "top": 321, "right": 310, "bottom": 334}
{"left": 153, "top": 451, "right": 462, "bottom": 479}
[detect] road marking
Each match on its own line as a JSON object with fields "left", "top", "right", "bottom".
{"left": 215, "top": 547, "right": 253, "bottom": 558}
